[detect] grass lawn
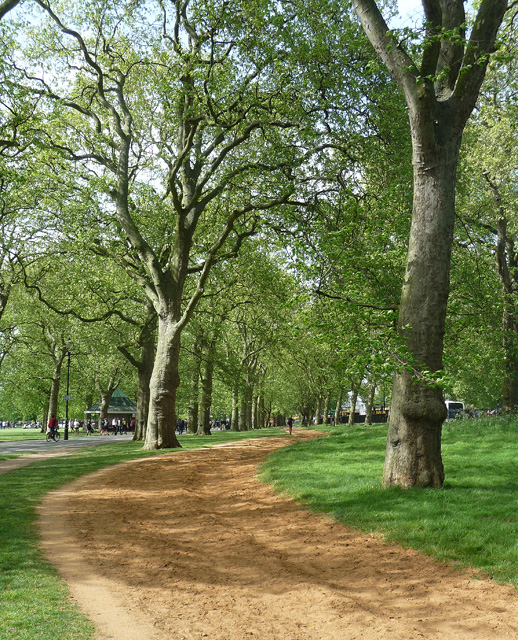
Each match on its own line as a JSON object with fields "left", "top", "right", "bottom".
{"left": 0, "top": 428, "right": 48, "bottom": 442}
{"left": 0, "top": 428, "right": 288, "bottom": 640}
{"left": 261, "top": 416, "right": 518, "bottom": 587}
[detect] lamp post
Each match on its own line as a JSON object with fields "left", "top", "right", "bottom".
{"left": 64, "top": 350, "right": 71, "bottom": 440}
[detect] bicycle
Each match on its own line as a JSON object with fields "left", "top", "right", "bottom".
{"left": 46, "top": 429, "right": 60, "bottom": 442}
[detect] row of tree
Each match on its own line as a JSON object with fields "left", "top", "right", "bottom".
{"left": 0, "top": 0, "right": 516, "bottom": 488}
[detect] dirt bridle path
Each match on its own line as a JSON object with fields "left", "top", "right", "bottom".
{"left": 36, "top": 430, "right": 518, "bottom": 640}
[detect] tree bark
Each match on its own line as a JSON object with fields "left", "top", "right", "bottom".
{"left": 246, "top": 382, "right": 253, "bottom": 429}
{"left": 365, "top": 382, "right": 376, "bottom": 426}
{"left": 45, "top": 334, "right": 67, "bottom": 429}
{"left": 348, "top": 388, "right": 358, "bottom": 426}
{"left": 352, "top": 0, "right": 508, "bottom": 487}
{"left": 143, "top": 317, "right": 181, "bottom": 450}
{"left": 96, "top": 374, "right": 119, "bottom": 422}
{"left": 334, "top": 388, "right": 343, "bottom": 426}
{"left": 134, "top": 336, "right": 155, "bottom": 441}
{"left": 323, "top": 395, "right": 330, "bottom": 424}
{"left": 239, "top": 391, "right": 248, "bottom": 431}
{"left": 199, "top": 345, "right": 214, "bottom": 436}
{"left": 315, "top": 395, "right": 322, "bottom": 425}
{"left": 231, "top": 385, "right": 239, "bottom": 431}
{"left": 490, "top": 186, "right": 518, "bottom": 412}
{"left": 0, "top": 0, "right": 20, "bottom": 20}
{"left": 383, "top": 143, "right": 462, "bottom": 486}
{"left": 187, "top": 346, "right": 201, "bottom": 434}
{"left": 259, "top": 394, "right": 266, "bottom": 428}
{"left": 251, "top": 394, "right": 258, "bottom": 429}
{"left": 47, "top": 368, "right": 62, "bottom": 429}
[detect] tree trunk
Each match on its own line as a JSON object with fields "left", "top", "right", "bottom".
{"left": 383, "top": 147, "right": 460, "bottom": 487}
{"left": 96, "top": 374, "right": 119, "bottom": 423}
{"left": 502, "top": 305, "right": 518, "bottom": 412}
{"left": 199, "top": 351, "right": 213, "bottom": 436}
{"left": 259, "top": 394, "right": 266, "bottom": 428}
{"left": 134, "top": 336, "right": 154, "bottom": 441}
{"left": 315, "top": 395, "right": 322, "bottom": 425}
{"left": 365, "top": 382, "right": 376, "bottom": 426}
{"left": 334, "top": 388, "right": 343, "bottom": 426}
{"left": 187, "top": 355, "right": 200, "bottom": 434}
{"left": 47, "top": 375, "right": 61, "bottom": 428}
{"left": 239, "top": 388, "right": 249, "bottom": 431}
{"left": 46, "top": 352, "right": 66, "bottom": 428}
{"left": 251, "top": 394, "right": 258, "bottom": 429}
{"left": 492, "top": 203, "right": 518, "bottom": 412}
{"left": 323, "top": 395, "right": 330, "bottom": 424}
{"left": 99, "top": 389, "right": 115, "bottom": 422}
{"left": 144, "top": 317, "right": 181, "bottom": 450}
{"left": 231, "top": 385, "right": 239, "bottom": 432}
{"left": 246, "top": 383, "right": 253, "bottom": 429}
{"left": 352, "top": 0, "right": 508, "bottom": 488}
{"left": 348, "top": 389, "right": 358, "bottom": 426}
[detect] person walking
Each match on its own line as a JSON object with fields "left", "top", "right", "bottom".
{"left": 287, "top": 416, "right": 293, "bottom": 435}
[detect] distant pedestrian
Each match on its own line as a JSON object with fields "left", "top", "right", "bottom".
{"left": 287, "top": 416, "right": 293, "bottom": 435}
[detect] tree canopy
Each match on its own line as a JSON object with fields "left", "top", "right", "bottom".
{"left": 0, "top": 0, "right": 515, "bottom": 488}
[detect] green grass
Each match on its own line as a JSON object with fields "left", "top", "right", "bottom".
{"left": 0, "top": 428, "right": 288, "bottom": 640}
{"left": 0, "top": 428, "right": 48, "bottom": 442}
{"left": 260, "top": 417, "right": 518, "bottom": 587}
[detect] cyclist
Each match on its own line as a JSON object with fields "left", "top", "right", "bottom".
{"left": 48, "top": 415, "right": 58, "bottom": 440}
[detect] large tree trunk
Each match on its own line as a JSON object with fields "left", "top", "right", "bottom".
{"left": 134, "top": 336, "right": 154, "bottom": 441}
{"left": 383, "top": 145, "right": 460, "bottom": 487}
{"left": 144, "top": 318, "right": 181, "bottom": 450}
{"left": 352, "top": 0, "right": 507, "bottom": 488}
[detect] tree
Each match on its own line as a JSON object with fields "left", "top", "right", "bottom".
{"left": 454, "top": 27, "right": 518, "bottom": 412}
{"left": 351, "top": 0, "right": 508, "bottom": 487}
{"left": 9, "top": 0, "right": 324, "bottom": 450}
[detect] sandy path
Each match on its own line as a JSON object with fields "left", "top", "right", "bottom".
{"left": 38, "top": 431, "right": 518, "bottom": 640}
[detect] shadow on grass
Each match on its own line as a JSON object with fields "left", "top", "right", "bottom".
{"left": 260, "top": 421, "right": 518, "bottom": 586}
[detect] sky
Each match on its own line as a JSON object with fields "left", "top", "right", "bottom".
{"left": 394, "top": 0, "right": 423, "bottom": 27}
{"left": 398, "top": 0, "right": 422, "bottom": 12}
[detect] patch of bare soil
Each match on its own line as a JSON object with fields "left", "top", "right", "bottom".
{"left": 39, "top": 430, "right": 518, "bottom": 640}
